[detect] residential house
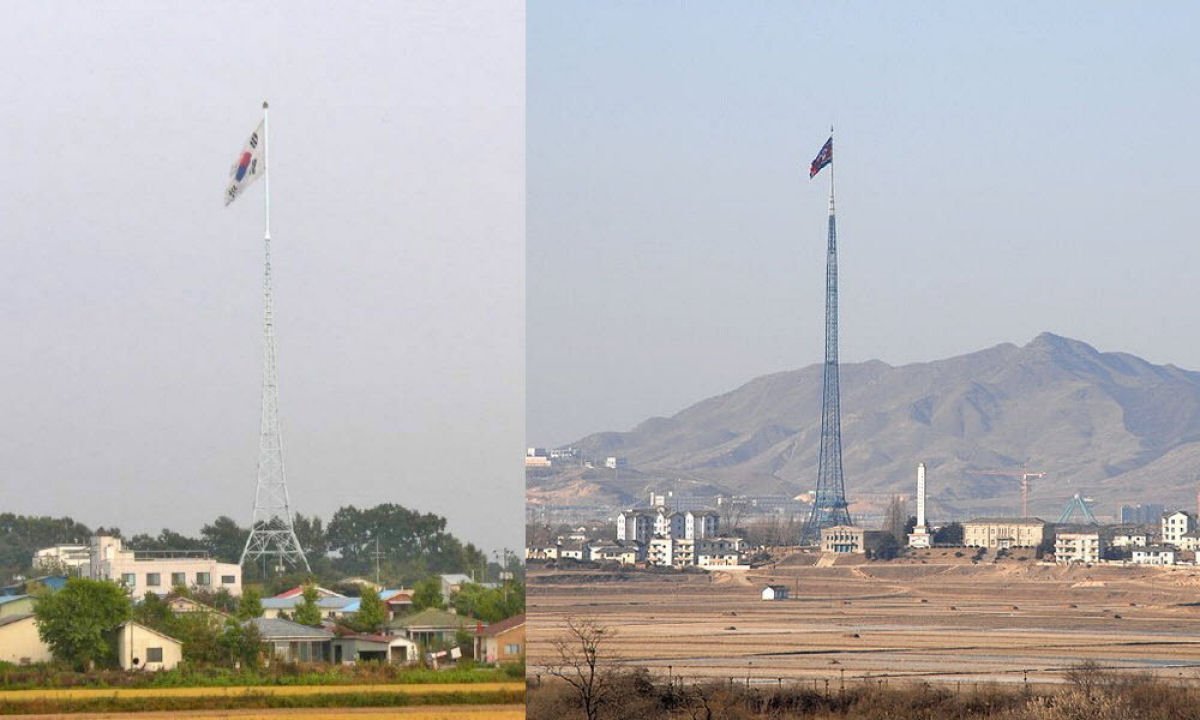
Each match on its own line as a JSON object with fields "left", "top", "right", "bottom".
{"left": 616, "top": 511, "right": 655, "bottom": 544}
{"left": 390, "top": 608, "right": 471, "bottom": 648}
{"left": 1055, "top": 532, "right": 1104, "bottom": 564}
{"left": 247, "top": 617, "right": 334, "bottom": 662}
{"left": 0, "top": 614, "right": 52, "bottom": 665}
{"left": 165, "top": 595, "right": 233, "bottom": 622}
{"left": 117, "top": 621, "right": 183, "bottom": 671}
{"left": 332, "top": 631, "right": 418, "bottom": 665}
{"left": 474, "top": 613, "right": 524, "bottom": 664}
{"left": 1131, "top": 546, "right": 1176, "bottom": 565}
{"left": 1108, "top": 527, "right": 1151, "bottom": 548}
{"left": 0, "top": 595, "right": 35, "bottom": 619}
{"left": 962, "top": 518, "right": 1047, "bottom": 549}
{"left": 1161, "top": 511, "right": 1194, "bottom": 547}
{"left": 439, "top": 574, "right": 475, "bottom": 601}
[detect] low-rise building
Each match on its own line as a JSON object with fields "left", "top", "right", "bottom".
{"left": 1055, "top": 532, "right": 1104, "bottom": 564}
{"left": 1108, "top": 527, "right": 1151, "bottom": 548}
{"left": 32, "top": 544, "right": 91, "bottom": 573}
{"left": 117, "top": 621, "right": 183, "bottom": 671}
{"left": 390, "top": 608, "right": 472, "bottom": 648}
{"left": 332, "top": 632, "right": 418, "bottom": 664}
{"left": 1131, "top": 546, "right": 1176, "bottom": 565}
{"left": 0, "top": 614, "right": 52, "bottom": 665}
{"left": 821, "top": 525, "right": 865, "bottom": 553}
{"left": 963, "top": 518, "right": 1046, "bottom": 549}
{"left": 247, "top": 617, "right": 334, "bottom": 662}
{"left": 0, "top": 595, "right": 35, "bottom": 619}
{"left": 87, "top": 536, "right": 241, "bottom": 598}
{"left": 474, "top": 613, "right": 524, "bottom": 664}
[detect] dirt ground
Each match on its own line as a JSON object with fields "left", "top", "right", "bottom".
{"left": 528, "top": 551, "right": 1200, "bottom": 686}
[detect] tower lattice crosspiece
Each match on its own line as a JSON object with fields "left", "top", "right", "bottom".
{"left": 802, "top": 142, "right": 852, "bottom": 544}
{"left": 238, "top": 103, "right": 309, "bottom": 573}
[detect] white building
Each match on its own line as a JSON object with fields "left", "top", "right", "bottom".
{"left": 963, "top": 518, "right": 1046, "bottom": 549}
{"left": 1131, "top": 546, "right": 1176, "bottom": 565}
{"left": 761, "top": 585, "right": 789, "bottom": 600}
{"left": 32, "top": 544, "right": 91, "bottom": 572}
{"left": 1161, "top": 510, "right": 1193, "bottom": 547}
{"left": 604, "top": 456, "right": 628, "bottom": 469}
{"left": 616, "top": 511, "right": 655, "bottom": 544}
{"left": 1055, "top": 532, "right": 1104, "bottom": 564}
{"left": 1109, "top": 528, "right": 1150, "bottom": 548}
{"left": 87, "top": 536, "right": 242, "bottom": 598}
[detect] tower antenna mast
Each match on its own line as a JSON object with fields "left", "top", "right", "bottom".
{"left": 240, "top": 101, "right": 310, "bottom": 573}
{"left": 802, "top": 126, "right": 852, "bottom": 543}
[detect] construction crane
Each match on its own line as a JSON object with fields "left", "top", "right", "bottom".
{"left": 969, "top": 466, "right": 1047, "bottom": 517}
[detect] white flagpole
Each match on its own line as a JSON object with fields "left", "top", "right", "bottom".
{"left": 263, "top": 100, "right": 270, "bottom": 240}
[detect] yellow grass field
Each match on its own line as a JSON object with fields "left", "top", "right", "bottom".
{"left": 2, "top": 704, "right": 524, "bottom": 719}
{"left": 0, "top": 682, "right": 525, "bottom": 701}
{"left": 529, "top": 551, "right": 1200, "bottom": 686}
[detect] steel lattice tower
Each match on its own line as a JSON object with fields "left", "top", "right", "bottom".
{"left": 239, "top": 104, "right": 310, "bottom": 573}
{"left": 801, "top": 154, "right": 852, "bottom": 543}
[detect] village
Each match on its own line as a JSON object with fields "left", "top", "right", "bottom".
{"left": 0, "top": 533, "right": 525, "bottom": 674}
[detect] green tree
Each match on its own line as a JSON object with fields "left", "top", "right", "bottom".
{"left": 933, "top": 522, "right": 964, "bottom": 545}
{"left": 217, "top": 619, "right": 262, "bottom": 669}
{"left": 237, "top": 587, "right": 264, "bottom": 620}
{"left": 412, "top": 576, "right": 445, "bottom": 610}
{"left": 294, "top": 584, "right": 322, "bottom": 626}
{"left": 0, "top": 513, "right": 93, "bottom": 584}
{"left": 200, "top": 516, "right": 248, "bottom": 564}
{"left": 350, "top": 588, "right": 387, "bottom": 633}
{"left": 132, "top": 592, "right": 175, "bottom": 632}
{"left": 33, "top": 578, "right": 131, "bottom": 670}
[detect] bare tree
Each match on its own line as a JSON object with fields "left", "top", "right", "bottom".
{"left": 883, "top": 495, "right": 908, "bottom": 543}
{"left": 545, "top": 617, "right": 616, "bottom": 720}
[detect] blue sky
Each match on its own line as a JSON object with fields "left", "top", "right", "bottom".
{"left": 528, "top": 2, "right": 1200, "bottom": 446}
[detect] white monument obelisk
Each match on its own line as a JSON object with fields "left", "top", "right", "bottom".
{"left": 908, "top": 462, "right": 932, "bottom": 548}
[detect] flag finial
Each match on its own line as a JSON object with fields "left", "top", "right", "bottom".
{"left": 263, "top": 100, "right": 269, "bottom": 109}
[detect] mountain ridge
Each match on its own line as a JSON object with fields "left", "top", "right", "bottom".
{"left": 534, "top": 333, "right": 1200, "bottom": 518}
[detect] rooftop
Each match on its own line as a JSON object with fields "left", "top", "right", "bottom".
{"left": 477, "top": 613, "right": 523, "bottom": 637}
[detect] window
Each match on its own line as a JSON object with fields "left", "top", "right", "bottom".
{"left": 171, "top": 572, "right": 186, "bottom": 587}
{"left": 146, "top": 573, "right": 160, "bottom": 587}
{"left": 146, "top": 647, "right": 163, "bottom": 663}
{"left": 121, "top": 573, "right": 136, "bottom": 588}
{"left": 221, "top": 575, "right": 236, "bottom": 585}
{"left": 505, "top": 643, "right": 521, "bottom": 655}
{"left": 195, "top": 572, "right": 211, "bottom": 586}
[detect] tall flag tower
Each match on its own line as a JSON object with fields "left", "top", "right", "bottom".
{"left": 801, "top": 131, "right": 853, "bottom": 543}
{"left": 227, "top": 102, "right": 310, "bottom": 572}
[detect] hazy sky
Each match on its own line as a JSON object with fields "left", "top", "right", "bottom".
{"left": 0, "top": 2, "right": 524, "bottom": 553}
{"left": 528, "top": 2, "right": 1200, "bottom": 448}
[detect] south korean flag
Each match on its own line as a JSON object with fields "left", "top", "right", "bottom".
{"left": 224, "top": 121, "right": 265, "bottom": 206}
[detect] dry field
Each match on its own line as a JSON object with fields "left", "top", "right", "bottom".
{"left": 528, "top": 551, "right": 1200, "bottom": 686}
{"left": 0, "top": 682, "right": 524, "bottom": 702}
{"left": 3, "top": 705, "right": 524, "bottom": 719}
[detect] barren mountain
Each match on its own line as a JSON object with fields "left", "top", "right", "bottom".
{"left": 538, "top": 333, "right": 1200, "bottom": 519}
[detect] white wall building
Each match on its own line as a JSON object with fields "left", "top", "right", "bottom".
{"left": 32, "top": 544, "right": 91, "bottom": 572}
{"left": 87, "top": 536, "right": 242, "bottom": 598}
{"left": 1131, "top": 547, "right": 1176, "bottom": 565}
{"left": 1055, "top": 532, "right": 1104, "bottom": 564}
{"left": 117, "top": 621, "right": 183, "bottom": 671}
{"left": 1161, "top": 511, "right": 1193, "bottom": 546}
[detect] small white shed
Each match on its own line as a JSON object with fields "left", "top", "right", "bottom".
{"left": 761, "top": 585, "right": 790, "bottom": 601}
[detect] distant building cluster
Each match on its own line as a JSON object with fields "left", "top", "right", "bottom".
{"left": 527, "top": 495, "right": 747, "bottom": 569}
